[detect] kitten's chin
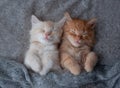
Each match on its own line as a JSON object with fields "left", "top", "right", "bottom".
{"left": 44, "top": 38, "right": 53, "bottom": 42}
{"left": 69, "top": 40, "right": 80, "bottom": 47}
{"left": 40, "top": 38, "right": 55, "bottom": 45}
{"left": 72, "top": 43, "right": 81, "bottom": 47}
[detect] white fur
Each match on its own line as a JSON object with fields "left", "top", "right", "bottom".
{"left": 24, "top": 15, "right": 66, "bottom": 75}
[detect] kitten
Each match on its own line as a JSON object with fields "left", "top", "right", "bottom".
{"left": 60, "top": 12, "right": 98, "bottom": 75}
{"left": 24, "top": 15, "right": 66, "bottom": 75}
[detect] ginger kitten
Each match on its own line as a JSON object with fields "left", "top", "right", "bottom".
{"left": 24, "top": 15, "right": 66, "bottom": 75}
{"left": 60, "top": 12, "right": 98, "bottom": 75}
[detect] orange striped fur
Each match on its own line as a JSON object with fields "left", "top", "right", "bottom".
{"left": 60, "top": 12, "right": 98, "bottom": 75}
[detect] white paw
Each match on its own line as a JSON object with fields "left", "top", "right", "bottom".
{"left": 39, "top": 70, "right": 47, "bottom": 76}
{"left": 84, "top": 65, "right": 93, "bottom": 72}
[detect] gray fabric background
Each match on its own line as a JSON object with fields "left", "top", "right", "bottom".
{"left": 0, "top": 0, "right": 120, "bottom": 88}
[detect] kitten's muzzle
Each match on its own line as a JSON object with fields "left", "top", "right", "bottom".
{"left": 45, "top": 32, "right": 51, "bottom": 40}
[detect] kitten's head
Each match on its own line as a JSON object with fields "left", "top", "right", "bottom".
{"left": 64, "top": 12, "right": 96, "bottom": 47}
{"left": 30, "top": 15, "right": 66, "bottom": 44}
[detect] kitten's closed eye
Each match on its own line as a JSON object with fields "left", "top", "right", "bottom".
{"left": 82, "top": 32, "right": 88, "bottom": 36}
{"left": 69, "top": 30, "right": 76, "bottom": 35}
{"left": 42, "top": 30, "right": 45, "bottom": 33}
{"left": 70, "top": 30, "right": 75, "bottom": 34}
{"left": 39, "top": 29, "right": 45, "bottom": 33}
{"left": 51, "top": 26, "right": 54, "bottom": 30}
{"left": 45, "top": 31, "right": 52, "bottom": 36}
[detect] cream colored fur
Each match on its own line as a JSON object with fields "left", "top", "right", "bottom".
{"left": 24, "top": 15, "right": 66, "bottom": 75}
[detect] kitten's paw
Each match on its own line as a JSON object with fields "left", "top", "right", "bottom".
{"left": 39, "top": 70, "right": 47, "bottom": 76}
{"left": 84, "top": 52, "right": 98, "bottom": 72}
{"left": 63, "top": 59, "right": 81, "bottom": 75}
{"left": 70, "top": 65, "right": 81, "bottom": 75}
{"left": 84, "top": 65, "right": 93, "bottom": 72}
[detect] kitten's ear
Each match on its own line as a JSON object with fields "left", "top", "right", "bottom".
{"left": 31, "top": 15, "right": 40, "bottom": 26}
{"left": 56, "top": 16, "right": 66, "bottom": 29}
{"left": 64, "top": 12, "right": 72, "bottom": 21}
{"left": 87, "top": 18, "right": 97, "bottom": 29}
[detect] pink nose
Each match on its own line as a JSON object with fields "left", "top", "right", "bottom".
{"left": 45, "top": 32, "right": 51, "bottom": 39}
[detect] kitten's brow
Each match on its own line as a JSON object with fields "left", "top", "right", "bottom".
{"left": 74, "top": 29, "right": 83, "bottom": 34}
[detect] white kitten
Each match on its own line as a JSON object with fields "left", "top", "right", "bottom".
{"left": 24, "top": 15, "right": 66, "bottom": 75}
